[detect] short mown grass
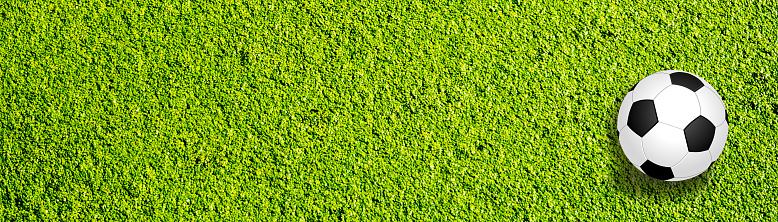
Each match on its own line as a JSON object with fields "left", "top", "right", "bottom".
{"left": 1, "top": 0, "right": 776, "bottom": 220}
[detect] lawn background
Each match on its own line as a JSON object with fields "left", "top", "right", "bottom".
{"left": 1, "top": 0, "right": 776, "bottom": 220}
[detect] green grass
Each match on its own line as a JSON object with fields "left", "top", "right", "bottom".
{"left": 1, "top": 0, "right": 777, "bottom": 220}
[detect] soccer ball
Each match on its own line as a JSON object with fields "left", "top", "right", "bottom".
{"left": 617, "top": 70, "right": 728, "bottom": 181}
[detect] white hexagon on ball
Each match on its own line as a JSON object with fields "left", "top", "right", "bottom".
{"left": 617, "top": 70, "right": 728, "bottom": 181}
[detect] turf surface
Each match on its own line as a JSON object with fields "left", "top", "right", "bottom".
{"left": 1, "top": 0, "right": 777, "bottom": 220}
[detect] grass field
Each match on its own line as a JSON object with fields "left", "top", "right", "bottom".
{"left": 1, "top": 0, "right": 777, "bottom": 220}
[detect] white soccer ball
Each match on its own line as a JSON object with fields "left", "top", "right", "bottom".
{"left": 617, "top": 70, "right": 728, "bottom": 181}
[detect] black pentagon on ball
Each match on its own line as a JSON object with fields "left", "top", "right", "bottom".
{"left": 670, "top": 72, "right": 704, "bottom": 92}
{"left": 627, "top": 100, "right": 658, "bottom": 137}
{"left": 641, "top": 160, "right": 675, "bottom": 180}
{"left": 725, "top": 110, "right": 729, "bottom": 123}
{"left": 684, "top": 116, "right": 716, "bottom": 152}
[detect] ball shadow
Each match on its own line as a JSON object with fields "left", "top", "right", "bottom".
{"left": 607, "top": 97, "right": 713, "bottom": 200}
